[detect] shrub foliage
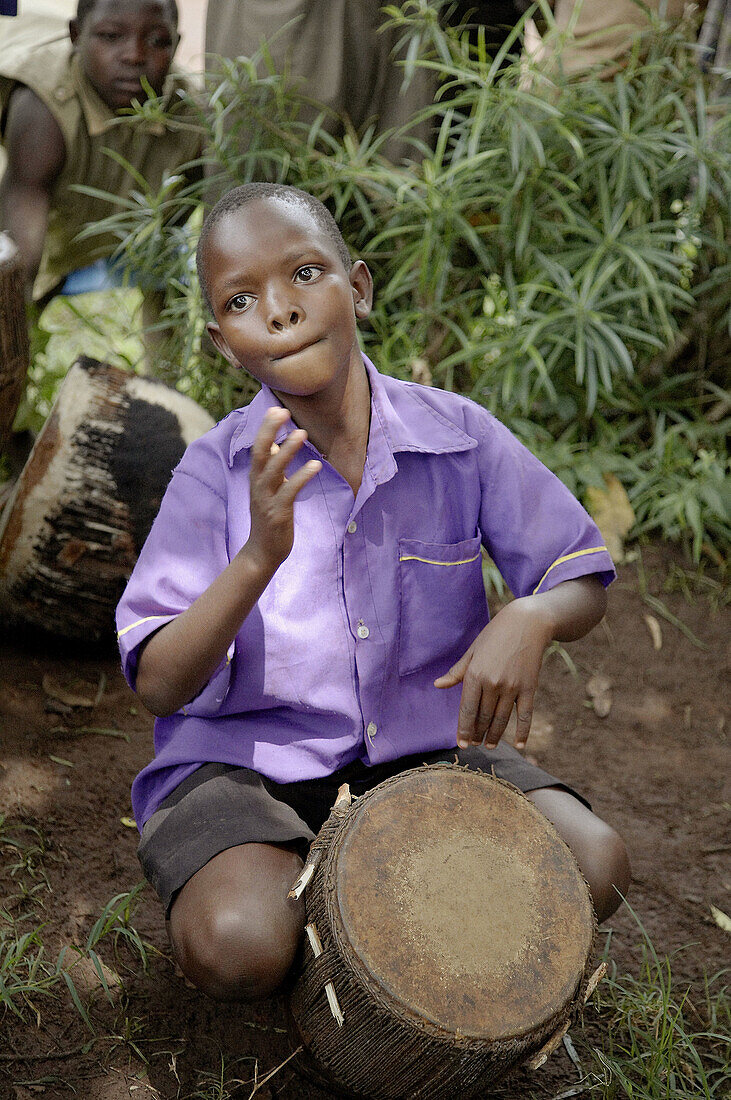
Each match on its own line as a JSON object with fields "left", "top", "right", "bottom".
{"left": 77, "top": 0, "right": 730, "bottom": 563}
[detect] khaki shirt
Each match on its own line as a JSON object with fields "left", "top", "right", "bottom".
{"left": 550, "top": 0, "right": 697, "bottom": 77}
{"left": 205, "top": 0, "right": 435, "bottom": 165}
{"left": 0, "top": 32, "right": 202, "bottom": 299}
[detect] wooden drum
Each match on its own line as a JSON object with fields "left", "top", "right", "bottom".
{"left": 289, "top": 764, "right": 597, "bottom": 1099}
{"left": 0, "top": 355, "right": 213, "bottom": 641}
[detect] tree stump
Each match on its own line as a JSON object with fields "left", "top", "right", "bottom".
{"left": 0, "top": 232, "right": 29, "bottom": 453}
{"left": 0, "top": 356, "right": 214, "bottom": 642}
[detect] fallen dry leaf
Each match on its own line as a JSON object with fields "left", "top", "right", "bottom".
{"left": 710, "top": 905, "right": 731, "bottom": 933}
{"left": 586, "top": 673, "right": 612, "bottom": 718}
{"left": 593, "top": 694, "right": 612, "bottom": 718}
{"left": 587, "top": 674, "right": 612, "bottom": 696}
{"left": 42, "top": 674, "right": 94, "bottom": 708}
{"left": 585, "top": 473, "right": 636, "bottom": 563}
{"left": 643, "top": 613, "right": 663, "bottom": 650}
{"left": 48, "top": 754, "right": 74, "bottom": 768}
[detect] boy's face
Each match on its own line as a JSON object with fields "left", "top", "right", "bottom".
{"left": 206, "top": 198, "right": 373, "bottom": 399}
{"left": 69, "top": 0, "right": 178, "bottom": 112}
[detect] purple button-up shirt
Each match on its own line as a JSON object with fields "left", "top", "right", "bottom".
{"left": 117, "top": 356, "right": 614, "bottom": 828}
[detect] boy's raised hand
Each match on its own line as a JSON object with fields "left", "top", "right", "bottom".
{"left": 246, "top": 408, "right": 322, "bottom": 572}
{"left": 433, "top": 597, "right": 554, "bottom": 751}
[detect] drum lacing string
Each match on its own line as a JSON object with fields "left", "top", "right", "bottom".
{"left": 288, "top": 783, "right": 353, "bottom": 901}
{"left": 288, "top": 786, "right": 354, "bottom": 1029}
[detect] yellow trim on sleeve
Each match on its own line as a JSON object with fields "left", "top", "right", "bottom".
{"left": 117, "top": 614, "right": 170, "bottom": 640}
{"left": 399, "top": 552, "right": 482, "bottom": 567}
{"left": 532, "top": 546, "right": 609, "bottom": 595}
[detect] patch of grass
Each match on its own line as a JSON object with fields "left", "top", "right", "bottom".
{"left": 0, "top": 921, "right": 59, "bottom": 1023}
{"left": 564, "top": 903, "right": 731, "bottom": 1100}
{"left": 0, "top": 815, "right": 153, "bottom": 1033}
{"left": 582, "top": 959, "right": 730, "bottom": 1098}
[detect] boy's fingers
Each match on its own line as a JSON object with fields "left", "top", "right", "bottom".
{"left": 251, "top": 408, "right": 290, "bottom": 469}
{"left": 260, "top": 428, "right": 308, "bottom": 487}
{"left": 277, "top": 459, "right": 322, "bottom": 502}
{"left": 481, "top": 698, "right": 514, "bottom": 749}
{"left": 513, "top": 690, "right": 535, "bottom": 750}
{"left": 434, "top": 650, "right": 471, "bottom": 689}
{"left": 269, "top": 443, "right": 286, "bottom": 480}
{"left": 456, "top": 676, "right": 487, "bottom": 748}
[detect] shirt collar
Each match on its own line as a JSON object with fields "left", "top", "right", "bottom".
{"left": 227, "top": 354, "right": 477, "bottom": 474}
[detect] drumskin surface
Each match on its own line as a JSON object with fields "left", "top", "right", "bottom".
{"left": 336, "top": 767, "right": 593, "bottom": 1038}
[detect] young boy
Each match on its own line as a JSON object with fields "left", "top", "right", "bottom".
{"left": 116, "top": 183, "right": 631, "bottom": 1002}
{"left": 0, "top": 0, "right": 200, "bottom": 302}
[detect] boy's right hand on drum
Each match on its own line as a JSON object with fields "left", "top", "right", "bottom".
{"left": 245, "top": 408, "right": 322, "bottom": 573}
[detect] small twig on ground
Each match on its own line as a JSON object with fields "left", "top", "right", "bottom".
{"left": 247, "top": 1046, "right": 303, "bottom": 1098}
{"left": 0, "top": 1042, "right": 93, "bottom": 1062}
{"left": 636, "top": 553, "right": 709, "bottom": 650}
{"left": 239, "top": 1019, "right": 288, "bottom": 1035}
{"left": 550, "top": 1086, "right": 589, "bottom": 1099}
{"left": 94, "top": 671, "right": 107, "bottom": 707}
{"left": 640, "top": 592, "right": 709, "bottom": 650}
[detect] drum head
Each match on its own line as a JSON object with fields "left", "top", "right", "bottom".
{"left": 333, "top": 766, "right": 594, "bottom": 1041}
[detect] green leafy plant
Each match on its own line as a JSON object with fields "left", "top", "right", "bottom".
{"left": 24, "top": 1, "right": 730, "bottom": 565}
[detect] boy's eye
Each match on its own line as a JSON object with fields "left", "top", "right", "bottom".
{"left": 148, "top": 33, "right": 174, "bottom": 49}
{"left": 225, "top": 293, "right": 255, "bottom": 313}
{"left": 294, "top": 265, "right": 322, "bottom": 284}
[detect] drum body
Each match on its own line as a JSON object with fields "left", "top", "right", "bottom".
{"left": 0, "top": 355, "right": 213, "bottom": 641}
{"left": 289, "top": 764, "right": 596, "bottom": 1099}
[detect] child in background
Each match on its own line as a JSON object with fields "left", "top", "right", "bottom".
{"left": 116, "top": 183, "right": 630, "bottom": 1001}
{"left": 0, "top": 0, "right": 200, "bottom": 303}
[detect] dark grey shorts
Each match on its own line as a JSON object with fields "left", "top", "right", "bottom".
{"left": 138, "top": 743, "right": 590, "bottom": 913}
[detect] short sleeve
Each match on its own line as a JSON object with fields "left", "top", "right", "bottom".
{"left": 115, "top": 466, "right": 234, "bottom": 713}
{"left": 475, "top": 413, "right": 616, "bottom": 597}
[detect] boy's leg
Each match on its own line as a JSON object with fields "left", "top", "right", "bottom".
{"left": 526, "top": 786, "right": 631, "bottom": 923}
{"left": 167, "top": 841, "right": 306, "bottom": 1002}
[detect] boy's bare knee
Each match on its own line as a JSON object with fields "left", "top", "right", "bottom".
{"left": 527, "top": 787, "right": 631, "bottom": 924}
{"left": 167, "top": 843, "right": 306, "bottom": 1001}
{"left": 571, "top": 817, "right": 631, "bottom": 923}
{"left": 170, "top": 898, "right": 302, "bottom": 1001}
{"left": 594, "top": 822, "right": 631, "bottom": 919}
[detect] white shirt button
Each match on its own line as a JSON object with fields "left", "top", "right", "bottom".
{"left": 357, "top": 622, "right": 370, "bottom": 639}
{"left": 366, "top": 722, "right": 378, "bottom": 741}
{"left": 347, "top": 520, "right": 357, "bottom": 534}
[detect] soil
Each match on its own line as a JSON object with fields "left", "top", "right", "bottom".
{"left": 1, "top": 543, "right": 729, "bottom": 1100}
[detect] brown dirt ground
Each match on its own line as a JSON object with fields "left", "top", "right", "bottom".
{"left": 1, "top": 543, "right": 729, "bottom": 1100}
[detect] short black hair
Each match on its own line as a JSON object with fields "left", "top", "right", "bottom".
{"left": 196, "top": 183, "right": 352, "bottom": 316}
{"left": 76, "top": 0, "right": 179, "bottom": 29}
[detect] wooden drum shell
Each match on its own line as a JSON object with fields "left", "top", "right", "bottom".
{"left": 289, "top": 764, "right": 596, "bottom": 1100}
{"left": 0, "top": 355, "right": 213, "bottom": 641}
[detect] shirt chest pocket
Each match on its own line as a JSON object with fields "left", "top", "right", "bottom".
{"left": 397, "top": 536, "right": 488, "bottom": 677}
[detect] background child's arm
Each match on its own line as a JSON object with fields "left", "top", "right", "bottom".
{"left": 134, "top": 408, "right": 321, "bottom": 716}
{"left": 434, "top": 575, "right": 607, "bottom": 750}
{"left": 0, "top": 87, "right": 66, "bottom": 296}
